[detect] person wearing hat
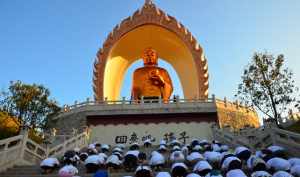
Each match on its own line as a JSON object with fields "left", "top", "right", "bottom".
{"left": 192, "top": 145, "right": 203, "bottom": 153}
{"left": 171, "top": 163, "right": 188, "bottom": 177}
{"left": 203, "top": 151, "right": 221, "bottom": 165}
{"left": 79, "top": 152, "right": 89, "bottom": 162}
{"left": 291, "top": 165, "right": 300, "bottom": 177}
{"left": 193, "top": 160, "right": 212, "bottom": 176}
{"left": 225, "top": 169, "right": 247, "bottom": 177}
{"left": 40, "top": 157, "right": 60, "bottom": 174}
{"left": 187, "top": 152, "right": 203, "bottom": 166}
{"left": 63, "top": 150, "right": 80, "bottom": 166}
{"left": 144, "top": 138, "right": 152, "bottom": 148}
{"left": 187, "top": 173, "right": 201, "bottom": 177}
{"left": 170, "top": 150, "right": 185, "bottom": 164}
{"left": 256, "top": 149, "right": 274, "bottom": 162}
{"left": 101, "top": 144, "right": 110, "bottom": 154}
{"left": 220, "top": 145, "right": 229, "bottom": 153}
{"left": 160, "top": 139, "right": 167, "bottom": 146}
{"left": 158, "top": 145, "right": 168, "bottom": 154}
{"left": 190, "top": 139, "right": 200, "bottom": 148}
{"left": 221, "top": 156, "right": 242, "bottom": 172}
{"left": 149, "top": 151, "right": 165, "bottom": 171}
{"left": 138, "top": 152, "right": 148, "bottom": 165}
{"left": 234, "top": 146, "right": 251, "bottom": 161}
{"left": 272, "top": 171, "right": 293, "bottom": 177}
{"left": 106, "top": 152, "right": 122, "bottom": 170}
{"left": 251, "top": 170, "right": 272, "bottom": 177}
{"left": 247, "top": 155, "right": 268, "bottom": 172}
{"left": 267, "top": 157, "right": 291, "bottom": 174}
{"left": 267, "top": 145, "right": 286, "bottom": 159}
{"left": 135, "top": 165, "right": 153, "bottom": 177}
{"left": 289, "top": 158, "right": 300, "bottom": 167}
{"left": 84, "top": 152, "right": 106, "bottom": 173}
{"left": 211, "top": 143, "right": 221, "bottom": 152}
{"left": 156, "top": 172, "right": 171, "bottom": 177}
{"left": 124, "top": 146, "right": 140, "bottom": 172}
{"left": 58, "top": 164, "right": 79, "bottom": 177}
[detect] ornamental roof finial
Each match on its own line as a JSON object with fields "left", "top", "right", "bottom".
{"left": 145, "top": 0, "right": 154, "bottom": 5}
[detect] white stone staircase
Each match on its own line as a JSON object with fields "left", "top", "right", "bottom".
{"left": 0, "top": 130, "right": 89, "bottom": 173}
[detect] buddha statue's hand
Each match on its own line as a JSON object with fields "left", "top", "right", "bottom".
{"left": 150, "top": 74, "right": 165, "bottom": 86}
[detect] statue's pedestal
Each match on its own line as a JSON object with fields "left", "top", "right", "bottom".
{"left": 51, "top": 98, "right": 260, "bottom": 145}
{"left": 52, "top": 99, "right": 218, "bottom": 145}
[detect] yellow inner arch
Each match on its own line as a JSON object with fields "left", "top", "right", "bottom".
{"left": 104, "top": 24, "right": 199, "bottom": 101}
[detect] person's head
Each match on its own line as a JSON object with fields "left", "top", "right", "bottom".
{"left": 130, "top": 143, "right": 139, "bottom": 150}
{"left": 142, "top": 48, "right": 158, "bottom": 66}
{"left": 252, "top": 158, "right": 267, "bottom": 172}
{"left": 79, "top": 152, "right": 88, "bottom": 161}
{"left": 171, "top": 163, "right": 188, "bottom": 177}
{"left": 172, "top": 166, "right": 188, "bottom": 177}
{"left": 272, "top": 171, "right": 293, "bottom": 177}
{"left": 227, "top": 159, "right": 242, "bottom": 171}
{"left": 135, "top": 166, "right": 153, "bottom": 177}
{"left": 156, "top": 172, "right": 171, "bottom": 177}
{"left": 138, "top": 152, "right": 147, "bottom": 161}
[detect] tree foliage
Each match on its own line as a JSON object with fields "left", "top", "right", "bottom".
{"left": 0, "top": 111, "right": 20, "bottom": 139}
{"left": 236, "top": 52, "right": 299, "bottom": 125}
{"left": 0, "top": 81, "right": 60, "bottom": 132}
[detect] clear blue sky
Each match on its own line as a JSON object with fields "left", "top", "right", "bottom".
{"left": 1, "top": 0, "right": 299, "bottom": 106}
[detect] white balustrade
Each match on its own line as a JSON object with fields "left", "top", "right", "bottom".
{"left": 212, "top": 125, "right": 300, "bottom": 155}
{"left": 0, "top": 130, "right": 90, "bottom": 173}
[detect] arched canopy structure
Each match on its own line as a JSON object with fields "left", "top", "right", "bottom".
{"left": 93, "top": 2, "right": 209, "bottom": 101}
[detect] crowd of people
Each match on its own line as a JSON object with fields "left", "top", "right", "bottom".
{"left": 39, "top": 138, "right": 300, "bottom": 177}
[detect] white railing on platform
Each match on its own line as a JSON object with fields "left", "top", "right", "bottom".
{"left": 0, "top": 130, "right": 90, "bottom": 173}
{"left": 212, "top": 125, "right": 300, "bottom": 156}
{"left": 60, "top": 97, "right": 216, "bottom": 114}
{"left": 0, "top": 135, "right": 24, "bottom": 172}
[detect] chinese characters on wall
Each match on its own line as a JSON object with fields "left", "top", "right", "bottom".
{"left": 114, "top": 131, "right": 190, "bottom": 144}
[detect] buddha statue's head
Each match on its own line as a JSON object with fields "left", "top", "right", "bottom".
{"left": 142, "top": 48, "right": 158, "bottom": 66}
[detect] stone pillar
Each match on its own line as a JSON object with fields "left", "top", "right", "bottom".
{"left": 19, "top": 127, "right": 29, "bottom": 163}
{"left": 141, "top": 96, "right": 144, "bottom": 105}
{"left": 159, "top": 96, "right": 162, "bottom": 106}
{"left": 122, "top": 97, "right": 126, "bottom": 105}
{"left": 212, "top": 94, "right": 216, "bottom": 102}
{"left": 176, "top": 95, "right": 180, "bottom": 106}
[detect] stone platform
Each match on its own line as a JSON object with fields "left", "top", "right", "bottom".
{"left": 49, "top": 97, "right": 259, "bottom": 145}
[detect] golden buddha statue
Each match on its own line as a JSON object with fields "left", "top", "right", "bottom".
{"left": 131, "top": 48, "right": 173, "bottom": 103}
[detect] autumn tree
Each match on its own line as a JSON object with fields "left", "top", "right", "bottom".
{"left": 0, "top": 81, "right": 60, "bottom": 132}
{"left": 236, "top": 52, "right": 299, "bottom": 126}
{"left": 0, "top": 111, "right": 20, "bottom": 139}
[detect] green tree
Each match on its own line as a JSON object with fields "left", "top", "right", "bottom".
{"left": 0, "top": 81, "right": 60, "bottom": 132}
{"left": 236, "top": 52, "right": 299, "bottom": 126}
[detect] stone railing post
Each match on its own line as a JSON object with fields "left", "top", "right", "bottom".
{"left": 141, "top": 96, "right": 144, "bottom": 105}
{"left": 212, "top": 94, "right": 216, "bottom": 102}
{"left": 63, "top": 134, "right": 66, "bottom": 154}
{"left": 176, "top": 95, "right": 180, "bottom": 106}
{"left": 159, "top": 96, "right": 162, "bottom": 106}
{"left": 2, "top": 141, "right": 9, "bottom": 165}
{"left": 122, "top": 97, "right": 126, "bottom": 105}
{"left": 19, "top": 128, "right": 29, "bottom": 162}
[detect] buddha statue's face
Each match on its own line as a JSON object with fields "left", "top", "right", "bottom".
{"left": 142, "top": 48, "right": 158, "bottom": 66}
